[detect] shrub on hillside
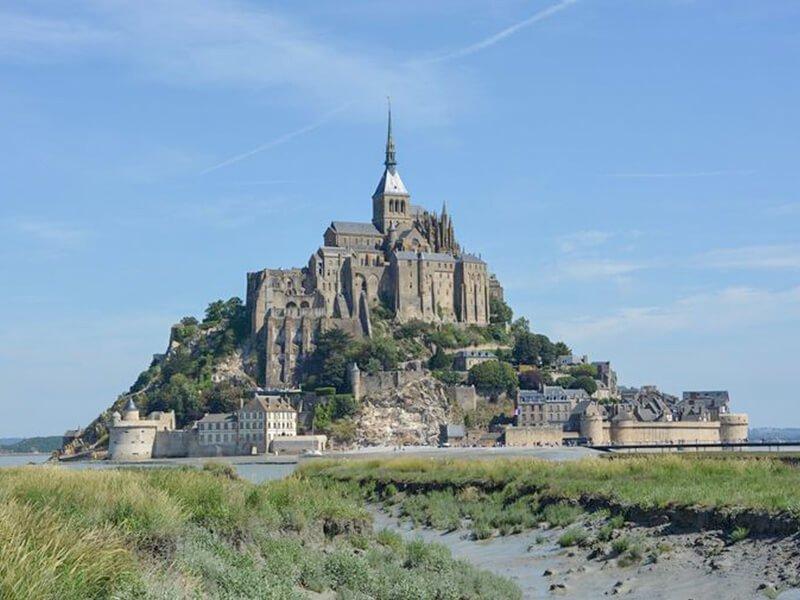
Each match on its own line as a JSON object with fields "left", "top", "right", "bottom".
{"left": 467, "top": 361, "right": 518, "bottom": 396}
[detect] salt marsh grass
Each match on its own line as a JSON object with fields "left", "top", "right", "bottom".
{"left": 0, "top": 465, "right": 519, "bottom": 599}
{"left": 305, "top": 454, "right": 800, "bottom": 514}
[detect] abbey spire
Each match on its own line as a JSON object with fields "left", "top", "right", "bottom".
{"left": 372, "top": 101, "right": 410, "bottom": 232}
{"left": 385, "top": 98, "right": 397, "bottom": 172}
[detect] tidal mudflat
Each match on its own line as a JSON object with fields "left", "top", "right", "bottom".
{"left": 309, "top": 454, "right": 800, "bottom": 599}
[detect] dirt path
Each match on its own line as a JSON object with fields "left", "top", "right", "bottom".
{"left": 371, "top": 508, "right": 800, "bottom": 600}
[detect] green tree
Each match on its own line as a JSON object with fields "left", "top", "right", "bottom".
{"left": 428, "top": 347, "right": 453, "bottom": 370}
{"left": 512, "top": 332, "right": 556, "bottom": 366}
{"left": 568, "top": 363, "right": 598, "bottom": 378}
{"left": 489, "top": 296, "right": 513, "bottom": 325}
{"left": 351, "top": 336, "right": 399, "bottom": 372}
{"left": 160, "top": 373, "right": 201, "bottom": 425}
{"left": 570, "top": 376, "right": 598, "bottom": 396}
{"left": 331, "top": 394, "right": 358, "bottom": 419}
{"left": 312, "top": 401, "right": 333, "bottom": 433}
{"left": 302, "top": 328, "right": 354, "bottom": 392}
{"left": 518, "top": 368, "right": 543, "bottom": 391}
{"left": 556, "top": 376, "right": 576, "bottom": 389}
{"left": 468, "top": 360, "right": 518, "bottom": 396}
{"left": 432, "top": 370, "right": 464, "bottom": 385}
{"left": 206, "top": 380, "right": 246, "bottom": 414}
{"left": 553, "top": 341, "right": 571, "bottom": 357}
{"left": 510, "top": 317, "right": 530, "bottom": 338}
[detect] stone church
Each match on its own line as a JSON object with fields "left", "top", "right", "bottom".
{"left": 246, "top": 109, "right": 503, "bottom": 387}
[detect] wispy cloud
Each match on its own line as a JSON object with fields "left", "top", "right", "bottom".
{"left": 6, "top": 217, "right": 87, "bottom": 248}
{"left": 554, "top": 258, "right": 646, "bottom": 282}
{"left": 698, "top": 244, "right": 800, "bottom": 270}
{"left": 604, "top": 169, "right": 755, "bottom": 179}
{"left": 200, "top": 103, "right": 352, "bottom": 174}
{"left": 417, "top": 0, "right": 578, "bottom": 64}
{"left": 0, "top": 11, "right": 115, "bottom": 57}
{"left": 552, "top": 286, "right": 800, "bottom": 342}
{"left": 0, "top": 2, "right": 455, "bottom": 122}
{"left": 557, "top": 230, "right": 612, "bottom": 253}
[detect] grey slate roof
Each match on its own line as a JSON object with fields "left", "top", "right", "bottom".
{"left": 197, "top": 412, "right": 236, "bottom": 423}
{"left": 373, "top": 168, "right": 409, "bottom": 198}
{"left": 460, "top": 253, "right": 485, "bottom": 264}
{"left": 394, "top": 250, "right": 419, "bottom": 260}
{"left": 420, "top": 252, "right": 456, "bottom": 262}
{"left": 330, "top": 221, "right": 382, "bottom": 236}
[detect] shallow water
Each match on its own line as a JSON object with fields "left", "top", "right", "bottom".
{"left": 0, "top": 454, "right": 297, "bottom": 483}
{"left": 0, "top": 453, "right": 50, "bottom": 467}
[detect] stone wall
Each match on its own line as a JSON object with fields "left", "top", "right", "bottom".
{"left": 504, "top": 426, "right": 563, "bottom": 447}
{"left": 445, "top": 385, "right": 478, "bottom": 412}
{"left": 359, "top": 369, "right": 428, "bottom": 398}
{"left": 608, "top": 420, "right": 720, "bottom": 445}
{"left": 270, "top": 435, "right": 327, "bottom": 454}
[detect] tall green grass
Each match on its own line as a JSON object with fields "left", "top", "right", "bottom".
{"left": 0, "top": 499, "right": 137, "bottom": 600}
{"left": 304, "top": 454, "right": 800, "bottom": 513}
{"left": 0, "top": 465, "right": 520, "bottom": 599}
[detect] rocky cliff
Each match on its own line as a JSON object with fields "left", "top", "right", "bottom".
{"left": 355, "top": 375, "right": 458, "bottom": 447}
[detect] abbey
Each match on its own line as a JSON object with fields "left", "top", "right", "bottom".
{"left": 246, "top": 109, "right": 503, "bottom": 387}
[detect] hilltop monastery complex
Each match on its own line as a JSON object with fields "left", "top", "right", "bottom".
{"left": 245, "top": 108, "right": 501, "bottom": 388}
{"left": 100, "top": 110, "right": 748, "bottom": 461}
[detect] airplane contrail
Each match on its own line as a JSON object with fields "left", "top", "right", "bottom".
{"left": 200, "top": 102, "right": 352, "bottom": 174}
{"left": 418, "top": 0, "right": 578, "bottom": 64}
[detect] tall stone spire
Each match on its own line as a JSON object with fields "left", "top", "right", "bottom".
{"left": 385, "top": 97, "right": 397, "bottom": 173}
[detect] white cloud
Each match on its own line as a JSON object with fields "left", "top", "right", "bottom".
{"left": 417, "top": 0, "right": 578, "bottom": 64}
{"left": 0, "top": 11, "right": 115, "bottom": 57}
{"left": 553, "top": 258, "right": 645, "bottom": 282}
{"left": 0, "top": 2, "right": 458, "bottom": 122}
{"left": 699, "top": 244, "right": 800, "bottom": 270}
{"left": 200, "top": 102, "right": 352, "bottom": 174}
{"left": 557, "top": 230, "right": 612, "bottom": 253}
{"left": 551, "top": 286, "right": 800, "bottom": 342}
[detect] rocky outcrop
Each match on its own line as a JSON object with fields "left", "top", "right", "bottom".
{"left": 355, "top": 375, "right": 456, "bottom": 447}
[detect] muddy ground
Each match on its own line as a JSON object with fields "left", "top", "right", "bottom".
{"left": 371, "top": 506, "right": 800, "bottom": 600}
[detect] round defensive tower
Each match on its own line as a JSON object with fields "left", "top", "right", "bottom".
{"left": 348, "top": 362, "right": 362, "bottom": 402}
{"left": 608, "top": 417, "right": 637, "bottom": 446}
{"left": 122, "top": 397, "right": 140, "bottom": 421}
{"left": 108, "top": 398, "right": 157, "bottom": 461}
{"left": 580, "top": 405, "right": 607, "bottom": 445}
{"left": 719, "top": 413, "right": 749, "bottom": 443}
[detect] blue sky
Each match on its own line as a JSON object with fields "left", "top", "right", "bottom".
{"left": 1, "top": 0, "right": 798, "bottom": 436}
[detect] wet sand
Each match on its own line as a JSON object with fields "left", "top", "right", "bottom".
{"left": 372, "top": 507, "right": 800, "bottom": 600}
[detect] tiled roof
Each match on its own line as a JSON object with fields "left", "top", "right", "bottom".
{"left": 197, "top": 412, "right": 236, "bottom": 423}
{"left": 330, "top": 221, "right": 382, "bottom": 236}
{"left": 420, "top": 252, "right": 456, "bottom": 262}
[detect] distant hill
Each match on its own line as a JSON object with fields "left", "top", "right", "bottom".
{"left": 0, "top": 437, "right": 22, "bottom": 446}
{"left": 0, "top": 436, "right": 62, "bottom": 454}
{"left": 749, "top": 428, "right": 800, "bottom": 442}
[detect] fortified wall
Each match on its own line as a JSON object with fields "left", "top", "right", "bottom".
{"left": 580, "top": 411, "right": 749, "bottom": 446}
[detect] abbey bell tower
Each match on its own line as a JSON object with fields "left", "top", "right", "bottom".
{"left": 372, "top": 102, "right": 412, "bottom": 233}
